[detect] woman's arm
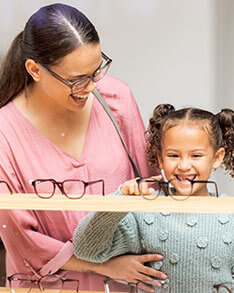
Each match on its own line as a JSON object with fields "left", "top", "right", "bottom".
{"left": 62, "top": 253, "right": 165, "bottom": 284}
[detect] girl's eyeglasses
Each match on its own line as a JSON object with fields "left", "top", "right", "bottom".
{"left": 136, "top": 177, "right": 219, "bottom": 200}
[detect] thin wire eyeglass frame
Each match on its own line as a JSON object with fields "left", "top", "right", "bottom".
{"left": 104, "top": 278, "right": 171, "bottom": 293}
{"left": 136, "top": 177, "right": 219, "bottom": 200}
{"left": 29, "top": 178, "right": 105, "bottom": 199}
{"left": 38, "top": 52, "right": 112, "bottom": 95}
{"left": 8, "top": 273, "right": 79, "bottom": 293}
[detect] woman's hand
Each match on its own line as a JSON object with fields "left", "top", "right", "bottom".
{"left": 121, "top": 175, "right": 162, "bottom": 195}
{"left": 102, "top": 253, "right": 167, "bottom": 289}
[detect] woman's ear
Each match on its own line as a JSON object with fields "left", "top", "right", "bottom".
{"left": 212, "top": 147, "right": 225, "bottom": 169}
{"left": 25, "top": 59, "right": 42, "bottom": 82}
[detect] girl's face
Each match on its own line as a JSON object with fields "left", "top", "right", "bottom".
{"left": 158, "top": 124, "right": 224, "bottom": 196}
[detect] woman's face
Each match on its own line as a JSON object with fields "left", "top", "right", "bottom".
{"left": 38, "top": 43, "right": 102, "bottom": 112}
{"left": 158, "top": 124, "right": 224, "bottom": 196}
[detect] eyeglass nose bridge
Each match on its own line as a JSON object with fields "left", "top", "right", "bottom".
{"left": 54, "top": 182, "right": 66, "bottom": 195}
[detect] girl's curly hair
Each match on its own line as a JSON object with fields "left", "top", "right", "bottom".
{"left": 146, "top": 104, "right": 234, "bottom": 178}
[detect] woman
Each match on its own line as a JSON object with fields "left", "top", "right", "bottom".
{"left": 0, "top": 3, "right": 162, "bottom": 291}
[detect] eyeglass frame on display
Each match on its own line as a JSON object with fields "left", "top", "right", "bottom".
{"left": 7, "top": 273, "right": 79, "bottom": 293}
{"left": 29, "top": 178, "right": 105, "bottom": 199}
{"left": 103, "top": 277, "right": 171, "bottom": 293}
{"left": 136, "top": 177, "right": 219, "bottom": 200}
{"left": 38, "top": 52, "right": 112, "bottom": 95}
{"left": 0, "top": 180, "right": 13, "bottom": 194}
{"left": 213, "top": 282, "right": 234, "bottom": 292}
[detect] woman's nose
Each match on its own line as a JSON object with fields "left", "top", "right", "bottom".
{"left": 84, "top": 79, "right": 95, "bottom": 93}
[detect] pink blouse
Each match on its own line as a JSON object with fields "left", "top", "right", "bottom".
{"left": 0, "top": 76, "right": 154, "bottom": 290}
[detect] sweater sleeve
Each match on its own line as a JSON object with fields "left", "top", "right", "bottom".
{"left": 73, "top": 210, "right": 142, "bottom": 263}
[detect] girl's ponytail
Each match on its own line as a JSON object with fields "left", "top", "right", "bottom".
{"left": 217, "top": 108, "right": 234, "bottom": 177}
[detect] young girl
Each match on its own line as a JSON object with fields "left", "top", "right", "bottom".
{"left": 73, "top": 104, "right": 234, "bottom": 292}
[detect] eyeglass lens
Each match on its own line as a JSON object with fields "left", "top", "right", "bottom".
{"left": 9, "top": 274, "right": 32, "bottom": 293}
{"left": 33, "top": 180, "right": 85, "bottom": 199}
{"left": 105, "top": 279, "right": 138, "bottom": 292}
{"left": 105, "top": 278, "right": 170, "bottom": 293}
{"left": 9, "top": 273, "right": 79, "bottom": 292}
{"left": 214, "top": 282, "right": 234, "bottom": 292}
{"left": 71, "top": 59, "right": 110, "bottom": 95}
{"left": 138, "top": 178, "right": 192, "bottom": 201}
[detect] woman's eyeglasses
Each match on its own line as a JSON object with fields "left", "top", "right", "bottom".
{"left": 104, "top": 278, "right": 170, "bottom": 293}
{"left": 29, "top": 178, "right": 105, "bottom": 199}
{"left": 38, "top": 52, "right": 112, "bottom": 95}
{"left": 136, "top": 177, "right": 219, "bottom": 200}
{"left": 8, "top": 273, "right": 79, "bottom": 292}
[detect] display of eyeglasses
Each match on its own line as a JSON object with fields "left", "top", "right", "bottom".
{"left": 0, "top": 178, "right": 233, "bottom": 292}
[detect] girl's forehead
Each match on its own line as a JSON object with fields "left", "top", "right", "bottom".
{"left": 162, "top": 124, "right": 212, "bottom": 148}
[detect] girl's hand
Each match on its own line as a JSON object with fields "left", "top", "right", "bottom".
{"left": 121, "top": 175, "right": 162, "bottom": 195}
{"left": 103, "top": 254, "right": 167, "bottom": 290}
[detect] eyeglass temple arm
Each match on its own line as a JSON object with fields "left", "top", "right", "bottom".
{"left": 0, "top": 180, "right": 13, "bottom": 194}
{"left": 86, "top": 180, "right": 105, "bottom": 196}
{"left": 189, "top": 179, "right": 219, "bottom": 197}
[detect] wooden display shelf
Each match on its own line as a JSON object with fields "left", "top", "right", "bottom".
{"left": 0, "top": 193, "right": 234, "bottom": 213}
{"left": 0, "top": 288, "right": 103, "bottom": 292}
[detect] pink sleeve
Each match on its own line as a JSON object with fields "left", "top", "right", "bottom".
{"left": 0, "top": 209, "right": 73, "bottom": 276}
{"left": 0, "top": 138, "right": 73, "bottom": 276}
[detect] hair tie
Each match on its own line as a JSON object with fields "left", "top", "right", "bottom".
{"left": 167, "top": 109, "right": 175, "bottom": 114}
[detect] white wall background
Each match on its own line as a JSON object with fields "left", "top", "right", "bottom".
{"left": 0, "top": 0, "right": 233, "bottom": 195}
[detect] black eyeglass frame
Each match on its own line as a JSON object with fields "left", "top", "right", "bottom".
{"left": 136, "top": 177, "right": 219, "bottom": 200}
{"left": 29, "top": 178, "right": 105, "bottom": 199}
{"left": 8, "top": 273, "right": 79, "bottom": 292}
{"left": 38, "top": 52, "right": 112, "bottom": 95}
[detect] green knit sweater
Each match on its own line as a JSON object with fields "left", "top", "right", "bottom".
{"left": 73, "top": 193, "right": 234, "bottom": 293}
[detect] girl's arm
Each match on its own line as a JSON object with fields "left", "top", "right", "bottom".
{"left": 73, "top": 210, "right": 166, "bottom": 284}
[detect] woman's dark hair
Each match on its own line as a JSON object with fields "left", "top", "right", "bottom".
{"left": 147, "top": 104, "right": 234, "bottom": 177}
{"left": 0, "top": 3, "right": 99, "bottom": 107}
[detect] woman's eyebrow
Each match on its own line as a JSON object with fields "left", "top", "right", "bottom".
{"left": 68, "top": 60, "right": 103, "bottom": 79}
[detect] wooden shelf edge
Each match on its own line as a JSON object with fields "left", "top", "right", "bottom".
{"left": 0, "top": 193, "right": 234, "bottom": 213}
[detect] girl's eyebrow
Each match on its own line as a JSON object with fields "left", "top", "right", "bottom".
{"left": 165, "top": 148, "right": 207, "bottom": 152}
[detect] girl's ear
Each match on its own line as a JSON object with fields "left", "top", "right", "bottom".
{"left": 212, "top": 147, "right": 225, "bottom": 169}
{"left": 25, "top": 59, "right": 42, "bottom": 82}
{"left": 157, "top": 151, "right": 163, "bottom": 169}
